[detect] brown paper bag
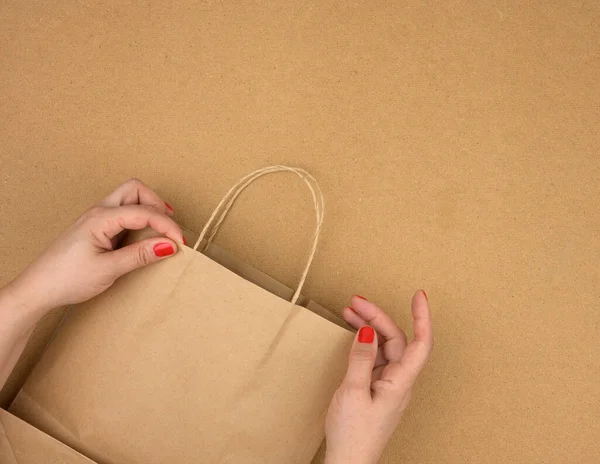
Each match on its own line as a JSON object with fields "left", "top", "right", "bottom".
{"left": 0, "top": 409, "right": 96, "bottom": 464}
{"left": 10, "top": 166, "right": 354, "bottom": 464}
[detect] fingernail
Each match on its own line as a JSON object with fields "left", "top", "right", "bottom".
{"left": 153, "top": 243, "right": 174, "bottom": 257}
{"left": 349, "top": 306, "right": 357, "bottom": 313}
{"left": 356, "top": 295, "right": 367, "bottom": 300}
{"left": 422, "top": 289, "right": 428, "bottom": 301}
{"left": 358, "top": 326, "right": 375, "bottom": 343}
{"left": 165, "top": 201, "right": 174, "bottom": 212}
{"left": 183, "top": 236, "right": 188, "bottom": 246}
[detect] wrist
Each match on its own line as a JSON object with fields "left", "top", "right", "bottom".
{"left": 0, "top": 278, "right": 51, "bottom": 337}
{"left": 324, "top": 451, "right": 377, "bottom": 464}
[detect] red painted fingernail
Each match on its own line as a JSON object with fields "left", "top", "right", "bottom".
{"left": 422, "top": 289, "right": 428, "bottom": 301}
{"left": 358, "top": 326, "right": 375, "bottom": 343}
{"left": 183, "top": 236, "right": 188, "bottom": 246}
{"left": 356, "top": 295, "right": 367, "bottom": 300}
{"left": 153, "top": 243, "right": 174, "bottom": 257}
{"left": 349, "top": 306, "right": 357, "bottom": 313}
{"left": 165, "top": 201, "right": 174, "bottom": 212}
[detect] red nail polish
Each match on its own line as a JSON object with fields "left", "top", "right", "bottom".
{"left": 165, "top": 201, "right": 174, "bottom": 212}
{"left": 154, "top": 243, "right": 174, "bottom": 257}
{"left": 183, "top": 236, "right": 188, "bottom": 246}
{"left": 422, "top": 290, "right": 428, "bottom": 301}
{"left": 358, "top": 326, "right": 375, "bottom": 343}
{"left": 348, "top": 306, "right": 357, "bottom": 314}
{"left": 356, "top": 295, "right": 367, "bottom": 300}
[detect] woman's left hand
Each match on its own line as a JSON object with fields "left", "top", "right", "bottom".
{"left": 324, "top": 292, "right": 433, "bottom": 464}
{"left": 5, "top": 178, "right": 185, "bottom": 321}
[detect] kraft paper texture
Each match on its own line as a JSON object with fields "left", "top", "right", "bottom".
{"left": 1, "top": 1, "right": 599, "bottom": 462}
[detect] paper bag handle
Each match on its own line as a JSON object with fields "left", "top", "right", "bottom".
{"left": 192, "top": 165, "right": 325, "bottom": 305}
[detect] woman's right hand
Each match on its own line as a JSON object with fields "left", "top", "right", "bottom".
{"left": 5, "top": 178, "right": 185, "bottom": 322}
{"left": 324, "top": 292, "right": 433, "bottom": 464}
{"left": 0, "top": 178, "right": 184, "bottom": 390}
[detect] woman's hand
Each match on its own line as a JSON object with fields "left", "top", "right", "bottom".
{"left": 4, "top": 178, "right": 185, "bottom": 323}
{"left": 0, "top": 178, "right": 184, "bottom": 390}
{"left": 324, "top": 291, "right": 433, "bottom": 464}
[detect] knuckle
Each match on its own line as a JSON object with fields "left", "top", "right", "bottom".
{"left": 349, "top": 349, "right": 374, "bottom": 363}
{"left": 135, "top": 245, "right": 153, "bottom": 267}
{"left": 375, "top": 380, "right": 402, "bottom": 396}
{"left": 125, "top": 177, "right": 145, "bottom": 188}
{"left": 336, "top": 385, "right": 359, "bottom": 404}
{"left": 83, "top": 205, "right": 105, "bottom": 220}
{"left": 142, "top": 203, "right": 160, "bottom": 214}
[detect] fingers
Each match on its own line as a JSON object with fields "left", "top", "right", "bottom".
{"left": 99, "top": 178, "right": 174, "bottom": 217}
{"left": 344, "top": 296, "right": 407, "bottom": 362}
{"left": 343, "top": 307, "right": 388, "bottom": 370}
{"left": 379, "top": 290, "right": 433, "bottom": 389}
{"left": 401, "top": 290, "right": 433, "bottom": 373}
{"left": 90, "top": 205, "right": 184, "bottom": 244}
{"left": 342, "top": 306, "right": 367, "bottom": 328}
{"left": 342, "top": 326, "right": 378, "bottom": 397}
{"left": 105, "top": 237, "right": 179, "bottom": 276}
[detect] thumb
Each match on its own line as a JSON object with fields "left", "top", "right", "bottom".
{"left": 343, "top": 326, "right": 378, "bottom": 392}
{"left": 107, "top": 238, "right": 179, "bottom": 277}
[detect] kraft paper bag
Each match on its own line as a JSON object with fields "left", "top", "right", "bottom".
{"left": 10, "top": 166, "right": 355, "bottom": 464}
{"left": 0, "top": 409, "right": 96, "bottom": 464}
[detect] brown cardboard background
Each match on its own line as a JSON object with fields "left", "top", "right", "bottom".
{"left": 0, "top": 1, "right": 598, "bottom": 463}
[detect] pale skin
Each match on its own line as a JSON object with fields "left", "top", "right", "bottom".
{"left": 0, "top": 179, "right": 433, "bottom": 464}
